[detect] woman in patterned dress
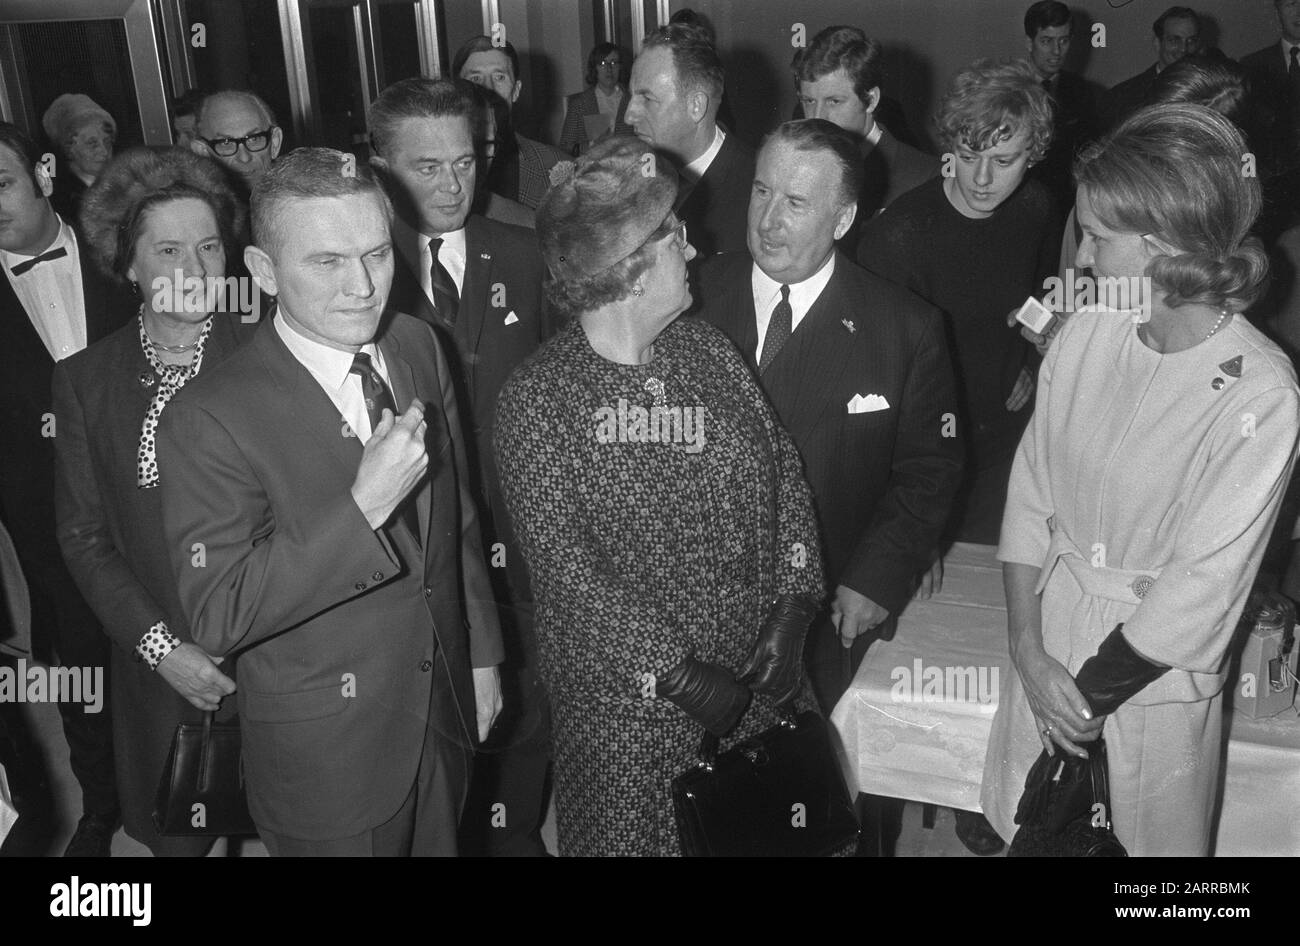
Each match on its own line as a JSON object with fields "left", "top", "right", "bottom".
{"left": 982, "top": 105, "right": 1300, "bottom": 855}
{"left": 52, "top": 147, "right": 253, "bottom": 855}
{"left": 495, "top": 137, "right": 826, "bottom": 856}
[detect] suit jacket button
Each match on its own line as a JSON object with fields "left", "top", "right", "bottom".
{"left": 423, "top": 586, "right": 433, "bottom": 598}
{"left": 372, "top": 571, "right": 384, "bottom": 581}
{"left": 420, "top": 659, "right": 433, "bottom": 672}
{"left": 355, "top": 581, "right": 367, "bottom": 591}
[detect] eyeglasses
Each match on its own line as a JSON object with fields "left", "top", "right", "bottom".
{"left": 598, "top": 58, "right": 621, "bottom": 67}
{"left": 653, "top": 218, "right": 687, "bottom": 251}
{"left": 200, "top": 127, "right": 275, "bottom": 157}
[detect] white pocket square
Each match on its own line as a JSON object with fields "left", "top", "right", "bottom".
{"left": 504, "top": 310, "right": 519, "bottom": 325}
{"left": 847, "top": 393, "right": 890, "bottom": 414}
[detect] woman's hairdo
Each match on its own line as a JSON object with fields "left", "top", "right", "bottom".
{"left": 1075, "top": 103, "right": 1267, "bottom": 312}
{"left": 936, "top": 58, "right": 1054, "bottom": 165}
{"left": 79, "top": 146, "right": 245, "bottom": 284}
{"left": 586, "top": 43, "right": 626, "bottom": 87}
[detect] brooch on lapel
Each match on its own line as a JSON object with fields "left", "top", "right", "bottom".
{"left": 138, "top": 372, "right": 155, "bottom": 388}
{"left": 841, "top": 319, "right": 856, "bottom": 334}
{"left": 480, "top": 252, "right": 491, "bottom": 260}
{"left": 1220, "top": 355, "right": 1243, "bottom": 378}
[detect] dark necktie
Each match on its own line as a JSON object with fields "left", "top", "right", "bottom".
{"left": 349, "top": 351, "right": 421, "bottom": 546}
{"left": 428, "top": 237, "right": 460, "bottom": 324}
{"left": 759, "top": 285, "right": 792, "bottom": 374}
{"left": 10, "top": 245, "right": 68, "bottom": 276}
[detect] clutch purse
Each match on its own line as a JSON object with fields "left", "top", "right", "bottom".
{"left": 1008, "top": 736, "right": 1126, "bottom": 857}
{"left": 153, "top": 711, "right": 256, "bottom": 836}
{"left": 671, "top": 707, "right": 859, "bottom": 857}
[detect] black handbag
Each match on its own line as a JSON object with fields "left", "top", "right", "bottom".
{"left": 153, "top": 712, "right": 256, "bottom": 836}
{"left": 671, "top": 706, "right": 859, "bottom": 857}
{"left": 1008, "top": 736, "right": 1126, "bottom": 857}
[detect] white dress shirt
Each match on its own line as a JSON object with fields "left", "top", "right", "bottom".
{"left": 683, "top": 126, "right": 726, "bottom": 183}
{"left": 275, "top": 309, "right": 391, "bottom": 443}
{"left": 862, "top": 121, "right": 884, "bottom": 151}
{"left": 751, "top": 254, "right": 836, "bottom": 365}
{"left": 0, "top": 216, "right": 87, "bottom": 361}
{"left": 1283, "top": 37, "right": 1300, "bottom": 71}
{"left": 393, "top": 214, "right": 467, "bottom": 313}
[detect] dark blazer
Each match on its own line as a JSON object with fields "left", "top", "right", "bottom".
{"left": 846, "top": 127, "right": 941, "bottom": 257}
{"left": 1031, "top": 71, "right": 1101, "bottom": 215}
{"left": 677, "top": 131, "right": 755, "bottom": 259}
{"left": 157, "top": 312, "right": 503, "bottom": 841}
{"left": 0, "top": 238, "right": 130, "bottom": 572}
{"left": 52, "top": 311, "right": 255, "bottom": 851}
{"left": 1242, "top": 42, "right": 1300, "bottom": 175}
{"left": 696, "top": 251, "right": 963, "bottom": 618}
{"left": 1103, "top": 62, "right": 1159, "bottom": 130}
{"left": 515, "top": 134, "right": 568, "bottom": 209}
{"left": 48, "top": 173, "right": 88, "bottom": 228}
{"left": 388, "top": 213, "right": 548, "bottom": 694}
{"left": 559, "top": 87, "right": 633, "bottom": 156}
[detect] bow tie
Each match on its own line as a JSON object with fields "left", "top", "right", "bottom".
{"left": 10, "top": 245, "right": 68, "bottom": 276}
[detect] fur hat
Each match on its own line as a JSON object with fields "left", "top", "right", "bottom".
{"left": 42, "top": 93, "right": 115, "bottom": 147}
{"left": 537, "top": 135, "right": 677, "bottom": 281}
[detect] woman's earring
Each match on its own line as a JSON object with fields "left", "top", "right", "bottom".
{"left": 632, "top": 284, "right": 644, "bottom": 297}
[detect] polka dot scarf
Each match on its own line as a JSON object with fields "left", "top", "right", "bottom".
{"left": 137, "top": 312, "right": 213, "bottom": 489}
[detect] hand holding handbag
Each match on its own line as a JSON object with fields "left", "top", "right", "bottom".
{"left": 671, "top": 701, "right": 859, "bottom": 857}
{"left": 1008, "top": 736, "right": 1126, "bottom": 857}
{"left": 153, "top": 711, "right": 256, "bottom": 837}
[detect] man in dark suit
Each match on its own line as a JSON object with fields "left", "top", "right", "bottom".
{"left": 696, "top": 119, "right": 962, "bottom": 723}
{"left": 1241, "top": 0, "right": 1300, "bottom": 239}
{"left": 1103, "top": 6, "right": 1203, "bottom": 128}
{"left": 792, "top": 26, "right": 941, "bottom": 256}
{"left": 0, "top": 121, "right": 130, "bottom": 856}
{"left": 626, "top": 22, "right": 754, "bottom": 258}
{"left": 453, "top": 36, "right": 567, "bottom": 211}
{"left": 696, "top": 120, "right": 962, "bottom": 855}
{"left": 157, "top": 148, "right": 503, "bottom": 856}
{"left": 369, "top": 77, "right": 551, "bottom": 856}
{"left": 1023, "top": 2, "right": 1101, "bottom": 216}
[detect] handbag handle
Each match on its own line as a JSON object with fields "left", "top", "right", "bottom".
{"left": 1088, "top": 736, "right": 1113, "bottom": 830}
{"left": 197, "top": 711, "right": 215, "bottom": 794}
{"left": 693, "top": 696, "right": 798, "bottom": 772}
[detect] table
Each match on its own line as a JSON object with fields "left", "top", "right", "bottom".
{"left": 829, "top": 542, "right": 1300, "bottom": 856}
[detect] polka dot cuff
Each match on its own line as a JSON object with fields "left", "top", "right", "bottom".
{"left": 136, "top": 621, "right": 182, "bottom": 670}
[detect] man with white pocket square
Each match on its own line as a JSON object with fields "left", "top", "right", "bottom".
{"left": 696, "top": 119, "right": 963, "bottom": 721}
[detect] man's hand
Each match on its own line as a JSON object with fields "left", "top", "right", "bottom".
{"left": 914, "top": 553, "right": 944, "bottom": 600}
{"left": 473, "top": 665, "right": 503, "bottom": 742}
{"left": 1006, "top": 306, "right": 1064, "bottom": 357}
{"left": 350, "top": 401, "right": 429, "bottom": 530}
{"left": 156, "top": 643, "right": 237, "bottom": 711}
{"left": 1005, "top": 367, "right": 1034, "bottom": 412}
{"left": 830, "top": 585, "right": 889, "bottom": 649}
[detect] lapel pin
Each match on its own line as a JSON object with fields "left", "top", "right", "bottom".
{"left": 1212, "top": 377, "right": 1225, "bottom": 390}
{"left": 1220, "top": 355, "right": 1243, "bottom": 378}
{"left": 138, "top": 371, "right": 155, "bottom": 388}
{"left": 841, "top": 319, "right": 856, "bottom": 334}
{"left": 480, "top": 253, "right": 491, "bottom": 260}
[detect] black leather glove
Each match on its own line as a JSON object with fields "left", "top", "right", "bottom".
{"left": 657, "top": 655, "right": 750, "bottom": 737}
{"left": 737, "top": 594, "right": 819, "bottom": 704}
{"left": 1073, "top": 624, "right": 1169, "bottom": 718}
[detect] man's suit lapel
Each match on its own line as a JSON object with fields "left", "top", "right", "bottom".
{"left": 461, "top": 218, "right": 492, "bottom": 362}
{"left": 377, "top": 330, "right": 431, "bottom": 548}
{"left": 255, "top": 312, "right": 365, "bottom": 480}
{"left": 772, "top": 255, "right": 860, "bottom": 435}
{"left": 79, "top": 249, "right": 118, "bottom": 344}
{"left": 392, "top": 252, "right": 442, "bottom": 329}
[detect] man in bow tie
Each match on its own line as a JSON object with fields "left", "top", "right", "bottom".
{"left": 157, "top": 149, "right": 503, "bottom": 855}
{"left": 695, "top": 119, "right": 962, "bottom": 721}
{"left": 0, "top": 122, "right": 133, "bottom": 855}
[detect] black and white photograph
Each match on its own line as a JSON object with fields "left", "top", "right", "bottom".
{"left": 0, "top": 0, "right": 1296, "bottom": 914}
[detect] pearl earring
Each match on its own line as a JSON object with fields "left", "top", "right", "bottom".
{"left": 632, "top": 285, "right": 644, "bottom": 296}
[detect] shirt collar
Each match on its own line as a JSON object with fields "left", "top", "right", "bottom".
{"left": 683, "top": 125, "right": 726, "bottom": 181}
{"left": 751, "top": 253, "right": 837, "bottom": 315}
{"left": 1284, "top": 37, "right": 1300, "bottom": 60}
{"left": 0, "top": 214, "right": 76, "bottom": 273}
{"left": 274, "top": 306, "right": 381, "bottom": 392}
{"left": 863, "top": 121, "right": 884, "bottom": 152}
{"left": 426, "top": 225, "right": 466, "bottom": 261}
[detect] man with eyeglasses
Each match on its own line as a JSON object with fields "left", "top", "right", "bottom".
{"left": 189, "top": 90, "right": 283, "bottom": 193}
{"left": 1103, "top": 6, "right": 1202, "bottom": 129}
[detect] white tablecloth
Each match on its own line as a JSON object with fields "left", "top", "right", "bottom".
{"left": 829, "top": 542, "right": 1300, "bottom": 856}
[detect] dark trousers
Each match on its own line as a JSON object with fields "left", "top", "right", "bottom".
{"left": 258, "top": 711, "right": 470, "bottom": 857}
{"left": 459, "top": 689, "right": 551, "bottom": 856}
{"left": 23, "top": 555, "right": 118, "bottom": 821}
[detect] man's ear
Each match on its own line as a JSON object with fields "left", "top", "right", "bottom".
{"left": 863, "top": 86, "right": 882, "bottom": 115}
{"left": 833, "top": 200, "right": 858, "bottom": 240}
{"left": 244, "top": 245, "right": 279, "bottom": 297}
{"left": 687, "top": 88, "right": 710, "bottom": 124}
{"left": 510, "top": 79, "right": 522, "bottom": 105}
{"left": 188, "top": 138, "right": 210, "bottom": 159}
{"left": 34, "top": 161, "right": 54, "bottom": 198}
{"left": 368, "top": 154, "right": 390, "bottom": 180}
{"left": 269, "top": 126, "right": 284, "bottom": 160}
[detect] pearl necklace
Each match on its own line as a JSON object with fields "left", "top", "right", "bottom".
{"left": 1204, "top": 309, "right": 1230, "bottom": 341}
{"left": 140, "top": 306, "right": 200, "bottom": 353}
